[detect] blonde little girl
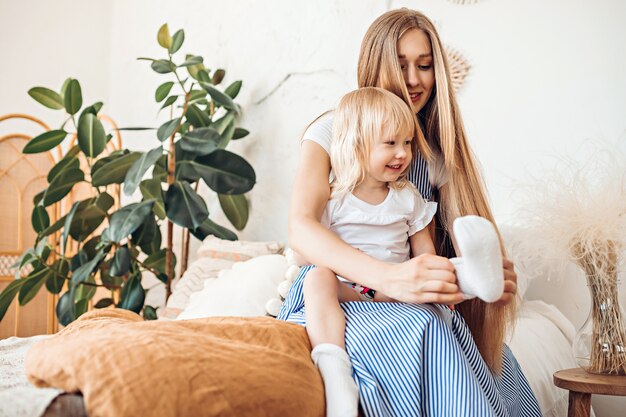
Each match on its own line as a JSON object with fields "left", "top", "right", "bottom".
{"left": 302, "top": 87, "right": 438, "bottom": 417}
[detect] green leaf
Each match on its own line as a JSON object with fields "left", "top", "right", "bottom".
{"left": 190, "top": 218, "right": 237, "bottom": 241}
{"left": 68, "top": 193, "right": 114, "bottom": 241}
{"left": 177, "top": 150, "right": 256, "bottom": 195}
{"left": 157, "top": 117, "right": 181, "bottom": 142}
{"left": 48, "top": 146, "right": 80, "bottom": 182}
{"left": 64, "top": 79, "right": 83, "bottom": 115}
{"left": 79, "top": 102, "right": 103, "bottom": 119}
{"left": 12, "top": 249, "right": 37, "bottom": 279}
{"left": 123, "top": 146, "right": 163, "bottom": 196}
{"left": 33, "top": 190, "right": 45, "bottom": 206}
{"left": 233, "top": 128, "right": 250, "bottom": 140}
{"left": 18, "top": 267, "right": 49, "bottom": 305}
{"left": 151, "top": 60, "right": 176, "bottom": 74}
{"left": 91, "top": 152, "right": 141, "bottom": 187}
{"left": 157, "top": 23, "right": 172, "bottom": 49}
{"left": 164, "top": 181, "right": 208, "bottom": 229}
{"left": 132, "top": 214, "right": 160, "bottom": 255}
{"left": 38, "top": 214, "right": 67, "bottom": 241}
{"left": 187, "top": 59, "right": 207, "bottom": 80}
{"left": 155, "top": 81, "right": 174, "bottom": 102}
{"left": 62, "top": 201, "right": 80, "bottom": 255}
{"left": 152, "top": 154, "right": 168, "bottom": 183}
{"left": 200, "top": 82, "right": 238, "bottom": 112}
{"left": 60, "top": 78, "right": 72, "bottom": 100}
{"left": 77, "top": 114, "right": 107, "bottom": 158}
{"left": 160, "top": 95, "right": 178, "bottom": 110}
{"left": 118, "top": 273, "right": 145, "bottom": 313}
{"left": 56, "top": 290, "right": 76, "bottom": 326}
{"left": 46, "top": 259, "right": 69, "bottom": 294}
{"left": 196, "top": 69, "right": 211, "bottom": 83}
{"left": 42, "top": 168, "right": 84, "bottom": 206}
{"left": 212, "top": 69, "right": 225, "bottom": 85}
{"left": 28, "top": 87, "right": 64, "bottom": 110}
{"left": 109, "top": 246, "right": 130, "bottom": 276}
{"left": 74, "top": 274, "right": 97, "bottom": 303}
{"left": 31, "top": 205, "right": 50, "bottom": 233}
{"left": 211, "top": 112, "right": 235, "bottom": 135}
{"left": 100, "top": 265, "right": 122, "bottom": 290}
{"left": 71, "top": 250, "right": 88, "bottom": 272}
{"left": 108, "top": 201, "right": 155, "bottom": 243}
{"left": 180, "top": 127, "right": 220, "bottom": 156}
{"left": 185, "top": 104, "right": 210, "bottom": 128}
{"left": 114, "top": 127, "right": 155, "bottom": 131}
{"left": 94, "top": 298, "right": 114, "bottom": 309}
{"left": 70, "top": 251, "right": 105, "bottom": 288}
{"left": 169, "top": 29, "right": 184, "bottom": 54}
{"left": 139, "top": 178, "right": 165, "bottom": 219}
{"left": 224, "top": 80, "right": 242, "bottom": 99}
{"left": 143, "top": 305, "right": 158, "bottom": 320}
{"left": 144, "top": 249, "right": 175, "bottom": 275}
{"left": 0, "top": 279, "right": 27, "bottom": 321}
{"left": 218, "top": 193, "right": 249, "bottom": 230}
{"left": 179, "top": 56, "right": 203, "bottom": 67}
{"left": 91, "top": 151, "right": 126, "bottom": 174}
{"left": 218, "top": 121, "right": 236, "bottom": 149}
{"left": 22, "top": 130, "right": 67, "bottom": 154}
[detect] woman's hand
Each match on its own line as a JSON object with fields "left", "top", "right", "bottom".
{"left": 494, "top": 258, "right": 518, "bottom": 306}
{"left": 381, "top": 254, "right": 465, "bottom": 305}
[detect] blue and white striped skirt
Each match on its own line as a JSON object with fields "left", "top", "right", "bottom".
{"left": 278, "top": 265, "right": 542, "bottom": 417}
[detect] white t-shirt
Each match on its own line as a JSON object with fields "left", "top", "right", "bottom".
{"left": 321, "top": 186, "right": 437, "bottom": 264}
{"left": 302, "top": 113, "right": 449, "bottom": 188}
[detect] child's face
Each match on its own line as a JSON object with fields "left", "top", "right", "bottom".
{"left": 366, "top": 127, "right": 412, "bottom": 185}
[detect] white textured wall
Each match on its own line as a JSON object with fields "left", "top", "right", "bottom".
{"left": 3, "top": 1, "right": 626, "bottom": 414}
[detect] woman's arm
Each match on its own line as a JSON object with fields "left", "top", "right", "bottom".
{"left": 289, "top": 141, "right": 462, "bottom": 304}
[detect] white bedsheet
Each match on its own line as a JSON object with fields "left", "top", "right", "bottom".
{"left": 0, "top": 335, "right": 60, "bottom": 417}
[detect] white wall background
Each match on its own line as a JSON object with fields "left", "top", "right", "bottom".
{"left": 2, "top": 0, "right": 626, "bottom": 414}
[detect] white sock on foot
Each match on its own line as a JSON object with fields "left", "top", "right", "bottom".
{"left": 311, "top": 343, "right": 359, "bottom": 417}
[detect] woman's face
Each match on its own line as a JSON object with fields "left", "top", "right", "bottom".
{"left": 397, "top": 28, "right": 435, "bottom": 114}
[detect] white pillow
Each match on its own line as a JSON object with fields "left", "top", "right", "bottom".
{"left": 177, "top": 254, "right": 288, "bottom": 320}
{"left": 507, "top": 300, "right": 581, "bottom": 417}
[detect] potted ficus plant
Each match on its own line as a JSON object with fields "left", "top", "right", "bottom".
{"left": 0, "top": 23, "right": 256, "bottom": 326}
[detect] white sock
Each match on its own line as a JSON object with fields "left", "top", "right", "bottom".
{"left": 311, "top": 343, "right": 359, "bottom": 417}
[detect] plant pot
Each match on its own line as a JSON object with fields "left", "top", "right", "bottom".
{"left": 573, "top": 278, "right": 626, "bottom": 375}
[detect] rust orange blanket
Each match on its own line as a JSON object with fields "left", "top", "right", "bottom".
{"left": 25, "top": 309, "right": 324, "bottom": 417}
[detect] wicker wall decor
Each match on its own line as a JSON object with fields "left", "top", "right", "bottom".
{"left": 447, "top": 0, "right": 483, "bottom": 5}
{"left": 0, "top": 114, "right": 60, "bottom": 338}
{"left": 446, "top": 47, "right": 472, "bottom": 92}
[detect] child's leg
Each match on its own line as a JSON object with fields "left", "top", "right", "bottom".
{"left": 303, "top": 267, "right": 361, "bottom": 417}
{"left": 303, "top": 267, "right": 361, "bottom": 348}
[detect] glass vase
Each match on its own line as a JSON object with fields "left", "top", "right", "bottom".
{"left": 573, "top": 278, "right": 626, "bottom": 375}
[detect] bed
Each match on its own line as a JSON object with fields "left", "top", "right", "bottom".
{"left": 0, "top": 231, "right": 591, "bottom": 417}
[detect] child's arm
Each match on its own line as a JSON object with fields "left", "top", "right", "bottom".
{"left": 409, "top": 227, "right": 436, "bottom": 258}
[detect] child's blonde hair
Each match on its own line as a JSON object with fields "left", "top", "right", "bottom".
{"left": 330, "top": 87, "right": 425, "bottom": 198}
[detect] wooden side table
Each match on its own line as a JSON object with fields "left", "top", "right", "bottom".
{"left": 553, "top": 368, "right": 626, "bottom": 417}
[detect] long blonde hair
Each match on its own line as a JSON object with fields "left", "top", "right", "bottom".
{"left": 358, "top": 8, "right": 514, "bottom": 373}
{"left": 330, "top": 87, "right": 425, "bottom": 199}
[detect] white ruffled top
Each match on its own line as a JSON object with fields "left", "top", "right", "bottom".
{"left": 321, "top": 185, "right": 437, "bottom": 264}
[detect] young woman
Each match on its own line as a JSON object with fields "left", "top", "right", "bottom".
{"left": 279, "top": 8, "right": 541, "bottom": 417}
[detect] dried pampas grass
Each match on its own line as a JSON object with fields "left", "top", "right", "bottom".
{"left": 513, "top": 144, "right": 626, "bottom": 374}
